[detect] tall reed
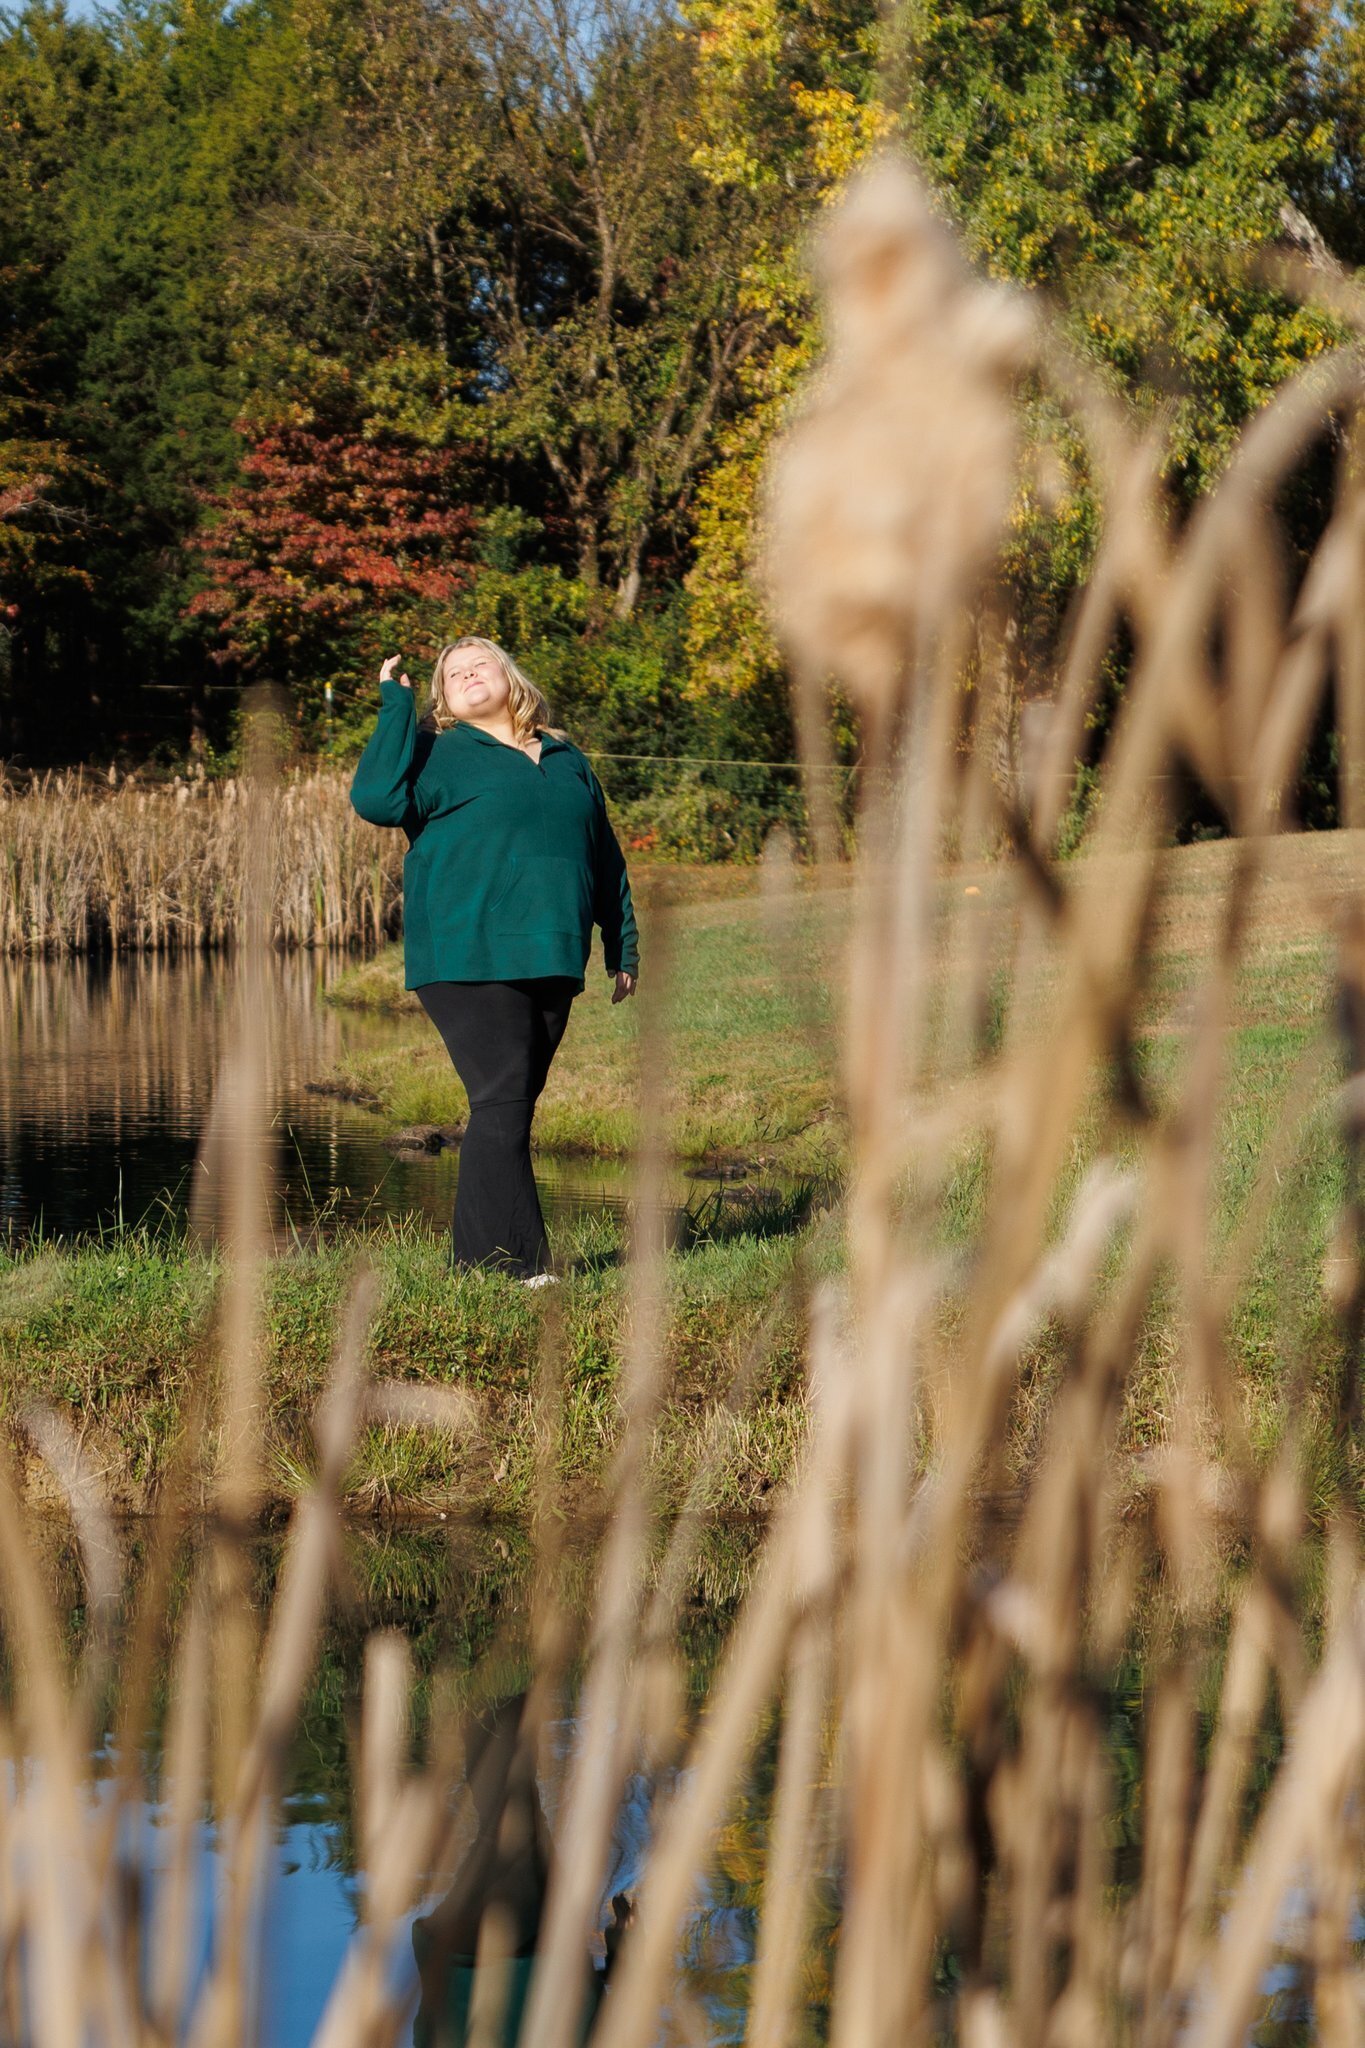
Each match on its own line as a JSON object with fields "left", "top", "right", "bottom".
{"left": 0, "top": 767, "right": 402, "bottom": 954}
{"left": 2, "top": 148, "right": 1365, "bottom": 2048}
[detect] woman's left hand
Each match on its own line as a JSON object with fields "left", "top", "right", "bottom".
{"left": 612, "top": 971, "right": 637, "bottom": 1004}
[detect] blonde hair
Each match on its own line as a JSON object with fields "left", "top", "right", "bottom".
{"left": 427, "top": 636, "right": 562, "bottom": 745}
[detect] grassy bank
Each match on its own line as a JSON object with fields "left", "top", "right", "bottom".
{"left": 0, "top": 1208, "right": 824, "bottom": 1519}
{"left": 0, "top": 838, "right": 1357, "bottom": 1520}
{"left": 3, "top": 819, "right": 1358, "bottom": 1523}
{"left": 318, "top": 860, "right": 848, "bottom": 1171}
{"left": 0, "top": 1096, "right": 1347, "bottom": 1522}
{"left": 317, "top": 834, "right": 1356, "bottom": 1169}
{"left": 298, "top": 833, "right": 1355, "bottom": 1518}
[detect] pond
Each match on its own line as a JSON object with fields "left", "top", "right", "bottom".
{"left": 0, "top": 952, "right": 749, "bottom": 1248}
{"left": 30, "top": 1520, "right": 784, "bottom": 2048}
{"left": 15, "top": 1520, "right": 1339, "bottom": 2048}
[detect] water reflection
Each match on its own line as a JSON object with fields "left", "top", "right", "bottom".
{"left": 0, "top": 953, "right": 723, "bottom": 1244}
{"left": 412, "top": 1694, "right": 613, "bottom": 2048}
{"left": 7, "top": 1521, "right": 1347, "bottom": 2047}
{"left": 22, "top": 1521, "right": 769, "bottom": 2048}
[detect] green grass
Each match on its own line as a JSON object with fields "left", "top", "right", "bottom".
{"left": 0, "top": 990, "right": 1349, "bottom": 1523}
{"left": 0, "top": 1203, "right": 832, "bottom": 1519}
{"left": 6, "top": 837, "right": 1361, "bottom": 1520}
{"left": 318, "top": 866, "right": 845, "bottom": 1171}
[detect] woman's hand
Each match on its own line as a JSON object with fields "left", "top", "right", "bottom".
{"left": 612, "top": 971, "right": 637, "bottom": 1004}
{"left": 379, "top": 654, "right": 412, "bottom": 690}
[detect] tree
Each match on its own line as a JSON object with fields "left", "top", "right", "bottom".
{"left": 223, "top": 0, "right": 486, "bottom": 379}
{"left": 681, "top": 0, "right": 888, "bottom": 700}
{"left": 904, "top": 0, "right": 1336, "bottom": 489}
{"left": 51, "top": 0, "right": 330, "bottom": 645}
{"left": 0, "top": 1, "right": 114, "bottom": 751}
{"left": 0, "top": 317, "right": 91, "bottom": 609}
{"left": 186, "top": 409, "right": 477, "bottom": 720}
{"left": 682, "top": 0, "right": 1341, "bottom": 705}
{"left": 231, "top": 0, "right": 767, "bottom": 618}
{"left": 0, "top": 326, "right": 96, "bottom": 753}
{"left": 1293, "top": 0, "right": 1365, "bottom": 271}
{"left": 445, "top": 0, "right": 766, "bottom": 614}
{"left": 1, "top": 0, "right": 1351, "bottom": 775}
{"left": 0, "top": 0, "right": 338, "bottom": 749}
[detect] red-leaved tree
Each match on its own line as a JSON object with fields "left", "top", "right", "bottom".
{"left": 186, "top": 419, "right": 477, "bottom": 714}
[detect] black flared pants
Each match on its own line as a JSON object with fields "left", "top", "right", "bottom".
{"left": 415, "top": 977, "right": 579, "bottom": 1279}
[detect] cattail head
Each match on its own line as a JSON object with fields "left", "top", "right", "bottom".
{"left": 815, "top": 156, "right": 964, "bottom": 370}
{"left": 761, "top": 153, "right": 1034, "bottom": 732}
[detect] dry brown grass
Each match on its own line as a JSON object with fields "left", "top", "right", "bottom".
{"left": 0, "top": 763, "right": 402, "bottom": 954}
{"left": 4, "top": 148, "right": 1365, "bottom": 2048}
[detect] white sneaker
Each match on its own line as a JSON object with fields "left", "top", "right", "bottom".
{"left": 521, "top": 1272, "right": 560, "bottom": 1290}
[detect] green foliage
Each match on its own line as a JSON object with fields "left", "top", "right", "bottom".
{"left": 1303, "top": 1, "right": 1365, "bottom": 268}
{"left": 614, "top": 766, "right": 807, "bottom": 861}
{"left": 1, "top": 0, "right": 1360, "bottom": 781}
{"left": 0, "top": 326, "right": 92, "bottom": 611}
{"left": 455, "top": 567, "right": 594, "bottom": 688}
{"left": 0, "top": 0, "right": 114, "bottom": 744}
{"left": 904, "top": 0, "right": 1339, "bottom": 493}
{"left": 684, "top": 0, "right": 1345, "bottom": 746}
{"left": 51, "top": 0, "right": 324, "bottom": 610}
{"left": 0, "top": 0, "right": 339, "bottom": 751}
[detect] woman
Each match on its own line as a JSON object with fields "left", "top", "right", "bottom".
{"left": 350, "top": 636, "right": 639, "bottom": 1285}
{"left": 411, "top": 1693, "right": 632, "bottom": 2048}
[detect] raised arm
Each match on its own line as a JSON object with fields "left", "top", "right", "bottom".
{"left": 350, "top": 664, "right": 422, "bottom": 828}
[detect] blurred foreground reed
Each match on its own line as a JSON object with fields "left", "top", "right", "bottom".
{"left": 0, "top": 766, "right": 402, "bottom": 954}
{"left": 3, "top": 151, "right": 1365, "bottom": 2046}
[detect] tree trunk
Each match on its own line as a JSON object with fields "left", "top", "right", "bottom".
{"left": 614, "top": 554, "right": 642, "bottom": 621}
{"left": 425, "top": 222, "right": 451, "bottom": 358}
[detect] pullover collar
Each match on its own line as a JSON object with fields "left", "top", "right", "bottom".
{"left": 452, "top": 722, "right": 568, "bottom": 758}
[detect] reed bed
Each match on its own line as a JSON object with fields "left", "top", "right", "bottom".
{"left": 4, "top": 148, "right": 1365, "bottom": 2047}
{"left": 0, "top": 763, "right": 403, "bottom": 954}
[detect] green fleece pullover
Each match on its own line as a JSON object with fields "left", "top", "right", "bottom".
{"left": 349, "top": 679, "right": 640, "bottom": 993}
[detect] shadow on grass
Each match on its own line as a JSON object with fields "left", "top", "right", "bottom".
{"left": 562, "top": 1172, "right": 842, "bottom": 1276}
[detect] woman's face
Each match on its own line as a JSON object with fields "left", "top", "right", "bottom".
{"left": 441, "top": 645, "right": 510, "bottom": 721}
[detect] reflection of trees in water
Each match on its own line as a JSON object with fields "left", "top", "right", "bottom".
{"left": 0, "top": 1518, "right": 1327, "bottom": 2039}
{"left": 0, "top": 1518, "right": 765, "bottom": 1875}
{"left": 0, "top": 951, "right": 715, "bottom": 1240}
{"left": 0, "top": 950, "right": 424, "bottom": 1237}
{"left": 412, "top": 1694, "right": 774, "bottom": 2048}
{"left": 412, "top": 1694, "right": 574, "bottom": 2048}
{"left": 0, "top": 951, "right": 338, "bottom": 1147}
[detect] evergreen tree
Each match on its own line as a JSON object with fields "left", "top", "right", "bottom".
{"left": 52, "top": 0, "right": 325, "bottom": 695}
{"left": 1, "top": 0, "right": 329, "bottom": 749}
{"left": 0, "top": 0, "right": 114, "bottom": 750}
